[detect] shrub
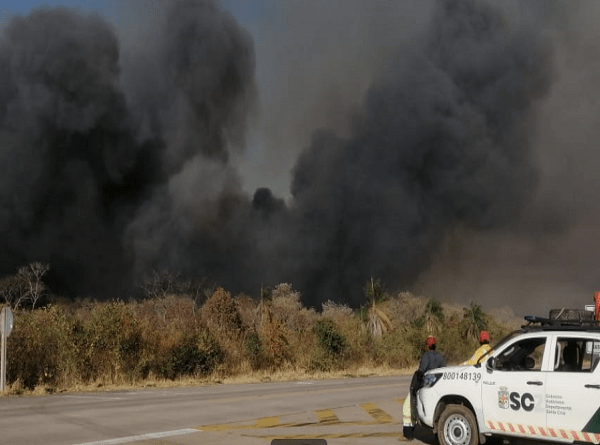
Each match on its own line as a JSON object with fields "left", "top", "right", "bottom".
{"left": 161, "top": 331, "right": 223, "bottom": 379}
{"left": 202, "top": 288, "right": 242, "bottom": 334}
{"left": 270, "top": 283, "right": 314, "bottom": 331}
{"left": 236, "top": 294, "right": 260, "bottom": 330}
{"left": 136, "top": 294, "right": 200, "bottom": 330}
{"left": 8, "top": 305, "right": 74, "bottom": 389}
{"left": 435, "top": 326, "right": 475, "bottom": 364}
{"left": 259, "top": 312, "right": 289, "bottom": 368}
{"left": 308, "top": 349, "right": 336, "bottom": 372}
{"left": 306, "top": 318, "right": 347, "bottom": 372}
{"left": 322, "top": 300, "right": 353, "bottom": 321}
{"left": 314, "top": 318, "right": 346, "bottom": 356}
{"left": 82, "top": 301, "right": 147, "bottom": 383}
{"left": 2, "top": 283, "right": 520, "bottom": 392}
{"left": 321, "top": 301, "right": 368, "bottom": 364}
{"left": 404, "top": 326, "right": 429, "bottom": 362}
{"left": 242, "top": 330, "right": 262, "bottom": 369}
{"left": 389, "top": 292, "right": 426, "bottom": 325}
{"left": 373, "top": 328, "right": 414, "bottom": 368}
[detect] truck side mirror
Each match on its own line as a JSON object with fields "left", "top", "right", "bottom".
{"left": 486, "top": 357, "right": 496, "bottom": 372}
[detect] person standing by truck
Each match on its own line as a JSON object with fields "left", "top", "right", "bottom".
{"left": 403, "top": 336, "right": 445, "bottom": 440}
{"left": 462, "top": 330, "right": 492, "bottom": 365}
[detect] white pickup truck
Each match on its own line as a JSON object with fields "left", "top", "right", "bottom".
{"left": 416, "top": 312, "right": 600, "bottom": 445}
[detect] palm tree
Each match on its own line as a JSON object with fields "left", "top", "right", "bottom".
{"left": 422, "top": 298, "right": 444, "bottom": 334}
{"left": 462, "top": 302, "right": 487, "bottom": 341}
{"left": 364, "top": 278, "right": 393, "bottom": 339}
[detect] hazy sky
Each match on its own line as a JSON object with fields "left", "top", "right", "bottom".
{"left": 2, "top": 1, "right": 600, "bottom": 318}
{"left": 0, "top": 0, "right": 317, "bottom": 199}
{"left": 0, "top": 0, "right": 430, "bottom": 199}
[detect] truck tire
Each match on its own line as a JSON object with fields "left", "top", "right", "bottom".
{"left": 437, "top": 404, "right": 479, "bottom": 445}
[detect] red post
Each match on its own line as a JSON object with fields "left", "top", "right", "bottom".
{"left": 595, "top": 291, "right": 600, "bottom": 321}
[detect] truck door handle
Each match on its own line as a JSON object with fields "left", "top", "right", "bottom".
{"left": 585, "top": 384, "right": 600, "bottom": 389}
{"left": 527, "top": 381, "right": 543, "bottom": 386}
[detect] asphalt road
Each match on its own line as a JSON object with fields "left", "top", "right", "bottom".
{"left": 0, "top": 375, "right": 439, "bottom": 445}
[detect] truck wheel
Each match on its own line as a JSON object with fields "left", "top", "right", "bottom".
{"left": 437, "top": 404, "right": 479, "bottom": 445}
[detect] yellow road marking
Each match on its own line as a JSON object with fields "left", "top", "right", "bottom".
{"left": 199, "top": 400, "right": 402, "bottom": 431}
{"left": 316, "top": 409, "right": 338, "bottom": 424}
{"left": 256, "top": 416, "right": 280, "bottom": 428}
{"left": 360, "top": 403, "right": 394, "bottom": 423}
{"left": 200, "top": 424, "right": 257, "bottom": 432}
{"left": 199, "top": 418, "right": 398, "bottom": 431}
{"left": 199, "top": 421, "right": 295, "bottom": 432}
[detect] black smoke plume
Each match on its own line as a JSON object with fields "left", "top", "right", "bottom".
{"left": 0, "top": 1, "right": 256, "bottom": 297}
{"left": 267, "top": 0, "right": 555, "bottom": 307}
{"left": 0, "top": 0, "right": 555, "bottom": 307}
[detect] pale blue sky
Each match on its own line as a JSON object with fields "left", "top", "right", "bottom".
{"left": 0, "top": 1, "right": 264, "bottom": 31}
{"left": 1, "top": 0, "right": 119, "bottom": 23}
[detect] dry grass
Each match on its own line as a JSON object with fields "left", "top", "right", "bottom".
{"left": 1, "top": 286, "right": 518, "bottom": 398}
{"left": 271, "top": 283, "right": 317, "bottom": 331}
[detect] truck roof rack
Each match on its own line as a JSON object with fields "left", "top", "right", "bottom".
{"left": 522, "top": 315, "right": 600, "bottom": 331}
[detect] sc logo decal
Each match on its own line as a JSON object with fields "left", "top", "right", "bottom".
{"left": 498, "top": 389, "right": 535, "bottom": 411}
{"left": 509, "top": 392, "right": 535, "bottom": 411}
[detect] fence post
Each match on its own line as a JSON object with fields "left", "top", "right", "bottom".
{"left": 1, "top": 309, "right": 5, "bottom": 393}
{"left": 1, "top": 307, "right": 13, "bottom": 393}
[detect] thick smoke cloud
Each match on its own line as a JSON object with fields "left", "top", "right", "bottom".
{"left": 243, "top": 0, "right": 436, "bottom": 196}
{"left": 273, "top": 0, "right": 555, "bottom": 307}
{"left": 0, "top": 8, "right": 140, "bottom": 295}
{"left": 0, "top": 1, "right": 256, "bottom": 297}
{"left": 415, "top": 1, "right": 600, "bottom": 315}
{"left": 0, "top": 0, "right": 558, "bottom": 308}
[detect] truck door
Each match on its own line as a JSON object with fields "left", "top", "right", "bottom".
{"left": 482, "top": 336, "right": 548, "bottom": 439}
{"left": 545, "top": 336, "right": 600, "bottom": 441}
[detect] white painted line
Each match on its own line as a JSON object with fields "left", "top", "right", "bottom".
{"left": 296, "top": 381, "right": 314, "bottom": 385}
{"left": 75, "top": 428, "right": 198, "bottom": 445}
{"left": 62, "top": 395, "right": 125, "bottom": 400}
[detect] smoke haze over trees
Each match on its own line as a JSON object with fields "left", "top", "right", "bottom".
{"left": 0, "top": 0, "right": 596, "bottom": 313}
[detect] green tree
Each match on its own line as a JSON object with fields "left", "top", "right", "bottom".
{"left": 421, "top": 298, "right": 444, "bottom": 334}
{"left": 314, "top": 318, "right": 346, "bottom": 356}
{"left": 462, "top": 302, "right": 487, "bottom": 341}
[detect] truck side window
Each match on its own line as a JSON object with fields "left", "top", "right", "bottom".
{"left": 583, "top": 340, "right": 600, "bottom": 372}
{"left": 496, "top": 337, "right": 546, "bottom": 371}
{"left": 587, "top": 340, "right": 600, "bottom": 372}
{"left": 558, "top": 338, "right": 600, "bottom": 373}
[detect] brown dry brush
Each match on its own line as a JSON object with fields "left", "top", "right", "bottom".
{"left": 7, "top": 298, "right": 222, "bottom": 390}
{"left": 3, "top": 286, "right": 514, "bottom": 393}
{"left": 201, "top": 287, "right": 244, "bottom": 373}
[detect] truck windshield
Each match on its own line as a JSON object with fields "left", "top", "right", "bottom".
{"left": 473, "top": 330, "right": 523, "bottom": 366}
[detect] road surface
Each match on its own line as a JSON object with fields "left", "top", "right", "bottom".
{"left": 0, "top": 375, "right": 442, "bottom": 445}
{"left": 0, "top": 375, "right": 527, "bottom": 445}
